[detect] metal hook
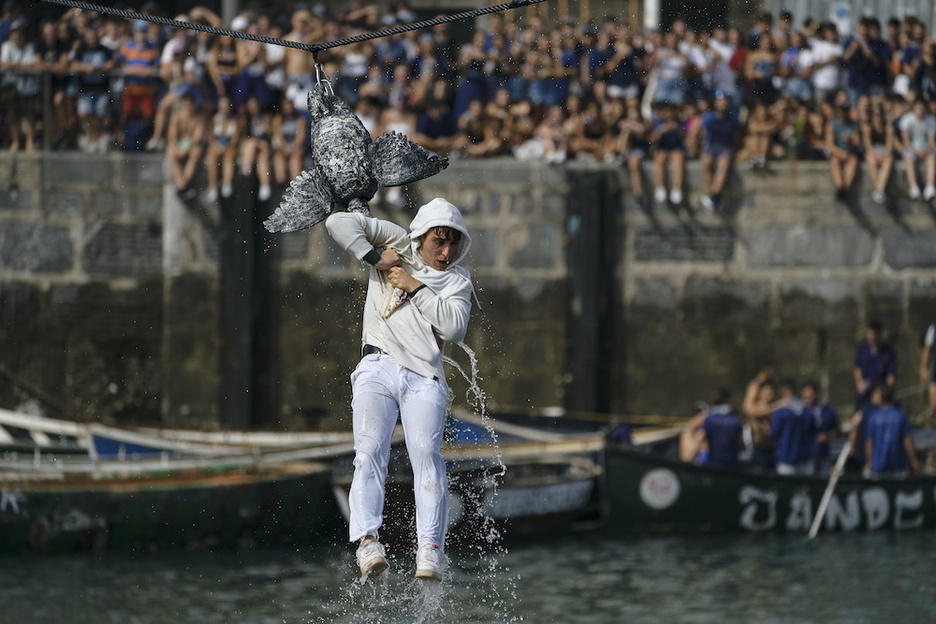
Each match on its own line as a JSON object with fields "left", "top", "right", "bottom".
{"left": 314, "top": 60, "right": 334, "bottom": 94}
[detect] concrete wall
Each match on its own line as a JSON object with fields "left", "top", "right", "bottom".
{"left": 617, "top": 161, "right": 936, "bottom": 417}
{"left": 1, "top": 153, "right": 934, "bottom": 427}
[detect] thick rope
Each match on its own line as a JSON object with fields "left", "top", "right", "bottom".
{"left": 39, "top": 0, "right": 552, "bottom": 55}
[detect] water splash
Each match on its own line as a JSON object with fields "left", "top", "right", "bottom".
{"left": 315, "top": 341, "right": 521, "bottom": 623}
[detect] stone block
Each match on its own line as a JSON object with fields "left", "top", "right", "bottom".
{"left": 46, "top": 191, "right": 82, "bottom": 216}
{"left": 0, "top": 188, "right": 33, "bottom": 211}
{"left": 131, "top": 193, "right": 162, "bottom": 219}
{"left": 866, "top": 281, "right": 905, "bottom": 332}
{"left": 46, "top": 154, "right": 114, "bottom": 184}
{"left": 509, "top": 195, "right": 532, "bottom": 216}
{"left": 682, "top": 276, "right": 769, "bottom": 326}
{"left": 92, "top": 191, "right": 124, "bottom": 216}
{"left": 542, "top": 193, "right": 566, "bottom": 217}
{"left": 746, "top": 225, "right": 875, "bottom": 267}
{"left": 634, "top": 224, "right": 735, "bottom": 262}
{"left": 0, "top": 222, "right": 73, "bottom": 272}
{"left": 883, "top": 227, "right": 936, "bottom": 269}
{"left": 464, "top": 225, "right": 498, "bottom": 269}
{"left": 778, "top": 279, "right": 861, "bottom": 329}
{"left": 83, "top": 222, "right": 162, "bottom": 277}
{"left": 266, "top": 230, "right": 310, "bottom": 261}
{"left": 629, "top": 276, "right": 679, "bottom": 325}
{"left": 121, "top": 155, "right": 165, "bottom": 187}
{"left": 510, "top": 223, "right": 560, "bottom": 270}
{"left": 908, "top": 279, "right": 936, "bottom": 331}
{"left": 0, "top": 281, "right": 43, "bottom": 333}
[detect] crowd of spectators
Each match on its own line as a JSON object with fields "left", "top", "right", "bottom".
{"left": 3, "top": 3, "right": 936, "bottom": 208}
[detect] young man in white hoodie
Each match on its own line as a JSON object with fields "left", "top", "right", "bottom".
{"left": 325, "top": 197, "right": 474, "bottom": 582}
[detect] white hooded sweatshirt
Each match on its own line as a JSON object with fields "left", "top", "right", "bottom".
{"left": 325, "top": 198, "right": 474, "bottom": 384}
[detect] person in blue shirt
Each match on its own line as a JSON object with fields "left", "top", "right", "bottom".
{"left": 864, "top": 385, "right": 920, "bottom": 478}
{"left": 695, "top": 91, "right": 740, "bottom": 211}
{"left": 771, "top": 381, "right": 816, "bottom": 476}
{"left": 700, "top": 390, "right": 743, "bottom": 468}
{"left": 801, "top": 381, "right": 838, "bottom": 475}
{"left": 853, "top": 321, "right": 897, "bottom": 408}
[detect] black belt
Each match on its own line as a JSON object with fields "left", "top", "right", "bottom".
{"left": 362, "top": 344, "right": 439, "bottom": 382}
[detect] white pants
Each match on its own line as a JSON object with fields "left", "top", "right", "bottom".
{"left": 348, "top": 353, "right": 449, "bottom": 551}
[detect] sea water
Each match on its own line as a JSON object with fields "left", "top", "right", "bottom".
{"left": 2, "top": 532, "right": 935, "bottom": 623}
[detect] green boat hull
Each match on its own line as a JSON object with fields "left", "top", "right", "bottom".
{"left": 0, "top": 464, "right": 342, "bottom": 554}
{"left": 605, "top": 445, "right": 936, "bottom": 533}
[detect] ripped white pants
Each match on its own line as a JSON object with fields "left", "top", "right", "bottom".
{"left": 347, "top": 353, "right": 448, "bottom": 551}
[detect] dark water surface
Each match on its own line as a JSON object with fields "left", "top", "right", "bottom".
{"left": 2, "top": 532, "right": 934, "bottom": 623}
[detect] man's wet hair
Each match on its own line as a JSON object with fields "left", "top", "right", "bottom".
{"left": 426, "top": 226, "right": 462, "bottom": 242}
{"left": 879, "top": 384, "right": 895, "bottom": 404}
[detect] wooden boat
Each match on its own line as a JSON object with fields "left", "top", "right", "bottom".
{"left": 605, "top": 440, "right": 936, "bottom": 533}
{"left": 0, "top": 406, "right": 356, "bottom": 460}
{"left": 0, "top": 408, "right": 87, "bottom": 456}
{"left": 0, "top": 439, "right": 361, "bottom": 554}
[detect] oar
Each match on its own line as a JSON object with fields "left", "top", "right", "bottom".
{"left": 807, "top": 439, "right": 852, "bottom": 539}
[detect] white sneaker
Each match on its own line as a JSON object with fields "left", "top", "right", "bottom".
{"left": 654, "top": 187, "right": 667, "bottom": 204}
{"left": 699, "top": 194, "right": 714, "bottom": 210}
{"left": 924, "top": 186, "right": 936, "bottom": 201}
{"left": 669, "top": 188, "right": 683, "bottom": 204}
{"left": 414, "top": 544, "right": 446, "bottom": 581}
{"left": 258, "top": 185, "right": 271, "bottom": 201}
{"left": 909, "top": 186, "right": 921, "bottom": 200}
{"left": 221, "top": 183, "right": 233, "bottom": 198}
{"left": 356, "top": 540, "right": 389, "bottom": 578}
{"left": 872, "top": 190, "right": 886, "bottom": 205}
{"left": 206, "top": 187, "right": 218, "bottom": 203}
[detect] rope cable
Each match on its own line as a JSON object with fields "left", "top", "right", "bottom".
{"left": 39, "top": 0, "right": 552, "bottom": 54}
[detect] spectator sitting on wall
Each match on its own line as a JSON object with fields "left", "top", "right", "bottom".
{"left": 612, "top": 100, "right": 650, "bottom": 204}
{"left": 0, "top": 19, "right": 39, "bottom": 152}
{"left": 271, "top": 95, "right": 307, "bottom": 186}
{"left": 413, "top": 100, "right": 457, "bottom": 157}
{"left": 695, "top": 90, "right": 740, "bottom": 210}
{"left": 205, "top": 93, "right": 239, "bottom": 202}
{"left": 33, "top": 19, "right": 74, "bottom": 150}
{"left": 771, "top": 379, "right": 816, "bottom": 476}
{"left": 861, "top": 97, "right": 896, "bottom": 205}
{"left": 805, "top": 23, "right": 843, "bottom": 106}
{"left": 699, "top": 390, "right": 744, "bottom": 468}
{"left": 166, "top": 91, "right": 206, "bottom": 200}
{"left": 241, "top": 94, "right": 273, "bottom": 201}
{"left": 568, "top": 98, "right": 611, "bottom": 161}
{"left": 70, "top": 25, "right": 115, "bottom": 154}
{"left": 853, "top": 320, "right": 897, "bottom": 408}
{"left": 118, "top": 20, "right": 161, "bottom": 150}
{"left": 649, "top": 103, "right": 687, "bottom": 206}
{"left": 827, "top": 102, "right": 862, "bottom": 201}
{"left": 898, "top": 98, "right": 936, "bottom": 201}
{"left": 864, "top": 384, "right": 920, "bottom": 478}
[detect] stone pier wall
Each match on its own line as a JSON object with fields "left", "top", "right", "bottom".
{"left": 1, "top": 152, "right": 934, "bottom": 426}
